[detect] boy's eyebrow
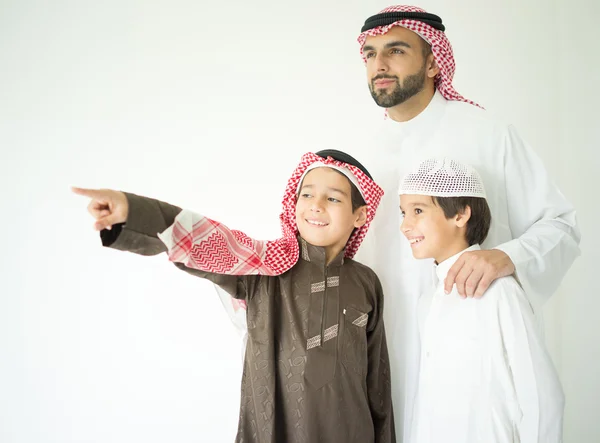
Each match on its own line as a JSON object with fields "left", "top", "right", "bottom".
{"left": 401, "top": 201, "right": 431, "bottom": 208}
{"left": 328, "top": 187, "right": 349, "bottom": 197}
{"left": 299, "top": 183, "right": 349, "bottom": 197}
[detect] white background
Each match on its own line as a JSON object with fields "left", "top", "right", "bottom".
{"left": 1, "top": 0, "right": 598, "bottom": 441}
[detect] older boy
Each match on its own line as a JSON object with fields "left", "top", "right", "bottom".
{"left": 73, "top": 150, "right": 395, "bottom": 443}
{"left": 399, "top": 158, "right": 564, "bottom": 443}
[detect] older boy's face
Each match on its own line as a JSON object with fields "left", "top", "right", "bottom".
{"left": 399, "top": 194, "right": 463, "bottom": 263}
{"left": 296, "top": 167, "right": 366, "bottom": 259}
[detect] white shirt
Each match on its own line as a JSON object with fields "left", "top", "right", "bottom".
{"left": 410, "top": 245, "right": 564, "bottom": 443}
{"left": 355, "top": 91, "right": 580, "bottom": 439}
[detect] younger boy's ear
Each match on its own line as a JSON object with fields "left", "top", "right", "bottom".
{"left": 353, "top": 206, "right": 368, "bottom": 228}
{"left": 454, "top": 205, "right": 472, "bottom": 228}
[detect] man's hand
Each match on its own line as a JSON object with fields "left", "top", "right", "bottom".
{"left": 444, "top": 249, "right": 515, "bottom": 298}
{"left": 71, "top": 187, "right": 128, "bottom": 231}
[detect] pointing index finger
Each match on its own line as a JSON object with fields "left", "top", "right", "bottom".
{"left": 71, "top": 186, "right": 100, "bottom": 198}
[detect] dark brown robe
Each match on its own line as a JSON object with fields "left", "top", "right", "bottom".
{"left": 101, "top": 193, "right": 395, "bottom": 443}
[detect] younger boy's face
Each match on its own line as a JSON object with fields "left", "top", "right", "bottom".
{"left": 399, "top": 194, "right": 467, "bottom": 263}
{"left": 296, "top": 167, "right": 366, "bottom": 260}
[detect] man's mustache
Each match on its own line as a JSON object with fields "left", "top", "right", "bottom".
{"left": 371, "top": 74, "right": 399, "bottom": 82}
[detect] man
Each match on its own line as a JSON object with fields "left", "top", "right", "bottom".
{"left": 353, "top": 5, "right": 581, "bottom": 440}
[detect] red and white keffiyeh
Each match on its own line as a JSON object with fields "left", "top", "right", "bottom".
{"left": 358, "top": 5, "right": 481, "bottom": 108}
{"left": 158, "top": 151, "right": 383, "bottom": 277}
{"left": 158, "top": 151, "right": 383, "bottom": 318}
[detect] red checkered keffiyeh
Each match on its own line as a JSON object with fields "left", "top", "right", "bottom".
{"left": 158, "top": 151, "right": 383, "bottom": 281}
{"left": 358, "top": 5, "right": 481, "bottom": 108}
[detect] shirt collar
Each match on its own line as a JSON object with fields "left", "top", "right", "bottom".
{"left": 435, "top": 244, "right": 481, "bottom": 282}
{"left": 299, "top": 236, "right": 345, "bottom": 268}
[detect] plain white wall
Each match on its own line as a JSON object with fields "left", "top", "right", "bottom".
{"left": 0, "top": 0, "right": 597, "bottom": 442}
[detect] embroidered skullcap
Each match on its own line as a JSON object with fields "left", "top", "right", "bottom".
{"left": 398, "top": 157, "right": 487, "bottom": 198}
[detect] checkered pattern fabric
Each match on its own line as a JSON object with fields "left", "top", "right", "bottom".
{"left": 358, "top": 5, "right": 481, "bottom": 108}
{"left": 157, "top": 152, "right": 384, "bottom": 277}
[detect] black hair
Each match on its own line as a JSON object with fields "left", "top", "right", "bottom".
{"left": 314, "top": 149, "right": 370, "bottom": 212}
{"left": 433, "top": 196, "right": 492, "bottom": 246}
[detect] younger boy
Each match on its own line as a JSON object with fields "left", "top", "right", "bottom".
{"left": 398, "top": 158, "right": 564, "bottom": 443}
{"left": 73, "top": 150, "right": 395, "bottom": 443}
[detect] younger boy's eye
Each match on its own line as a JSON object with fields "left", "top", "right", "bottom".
{"left": 415, "top": 208, "right": 423, "bottom": 215}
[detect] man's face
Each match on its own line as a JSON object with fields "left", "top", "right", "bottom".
{"left": 399, "top": 194, "right": 463, "bottom": 263}
{"left": 295, "top": 167, "right": 366, "bottom": 258}
{"left": 363, "top": 26, "right": 432, "bottom": 108}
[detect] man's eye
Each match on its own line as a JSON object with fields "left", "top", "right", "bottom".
{"left": 391, "top": 48, "right": 405, "bottom": 55}
{"left": 365, "top": 52, "right": 375, "bottom": 59}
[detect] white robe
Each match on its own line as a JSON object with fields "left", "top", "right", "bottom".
{"left": 410, "top": 245, "right": 564, "bottom": 443}
{"left": 354, "top": 90, "right": 580, "bottom": 440}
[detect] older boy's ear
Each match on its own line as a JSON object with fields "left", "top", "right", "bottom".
{"left": 354, "top": 206, "right": 368, "bottom": 228}
{"left": 455, "top": 205, "right": 472, "bottom": 228}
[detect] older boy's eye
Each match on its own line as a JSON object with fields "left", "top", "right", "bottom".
{"left": 328, "top": 197, "right": 341, "bottom": 203}
{"left": 300, "top": 193, "right": 312, "bottom": 198}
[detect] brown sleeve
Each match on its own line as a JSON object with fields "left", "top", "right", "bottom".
{"left": 366, "top": 273, "right": 396, "bottom": 443}
{"left": 100, "top": 192, "right": 258, "bottom": 300}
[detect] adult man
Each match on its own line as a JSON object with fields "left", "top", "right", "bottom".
{"left": 354, "top": 5, "right": 581, "bottom": 440}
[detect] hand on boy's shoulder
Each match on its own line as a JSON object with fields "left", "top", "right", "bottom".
{"left": 444, "top": 249, "right": 516, "bottom": 299}
{"left": 71, "top": 186, "right": 128, "bottom": 231}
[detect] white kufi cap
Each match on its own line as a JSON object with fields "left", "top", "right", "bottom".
{"left": 398, "top": 158, "right": 487, "bottom": 198}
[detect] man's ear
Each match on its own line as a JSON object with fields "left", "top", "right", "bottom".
{"left": 354, "top": 206, "right": 368, "bottom": 228}
{"left": 427, "top": 54, "right": 440, "bottom": 79}
{"left": 455, "top": 205, "right": 472, "bottom": 228}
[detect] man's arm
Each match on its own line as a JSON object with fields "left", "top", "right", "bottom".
{"left": 366, "top": 273, "right": 396, "bottom": 443}
{"left": 445, "top": 125, "right": 580, "bottom": 303}
{"left": 494, "top": 124, "right": 580, "bottom": 305}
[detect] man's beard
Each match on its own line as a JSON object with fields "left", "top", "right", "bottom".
{"left": 369, "top": 63, "right": 427, "bottom": 108}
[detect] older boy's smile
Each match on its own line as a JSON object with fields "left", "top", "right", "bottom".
{"left": 306, "top": 218, "right": 329, "bottom": 227}
{"left": 295, "top": 167, "right": 367, "bottom": 263}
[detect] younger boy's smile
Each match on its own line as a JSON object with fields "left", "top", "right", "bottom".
{"left": 400, "top": 194, "right": 469, "bottom": 263}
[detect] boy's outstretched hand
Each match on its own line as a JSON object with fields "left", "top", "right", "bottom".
{"left": 71, "top": 187, "right": 128, "bottom": 231}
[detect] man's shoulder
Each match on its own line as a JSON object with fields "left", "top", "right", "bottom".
{"left": 443, "top": 99, "right": 511, "bottom": 135}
